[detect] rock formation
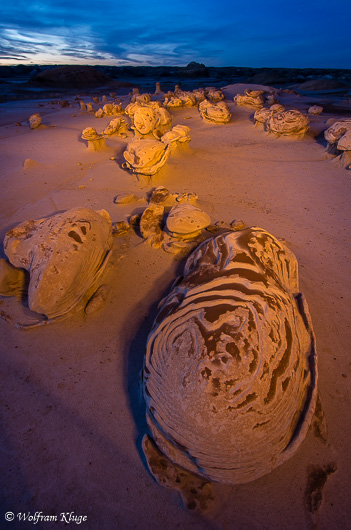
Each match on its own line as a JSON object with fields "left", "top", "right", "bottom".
{"left": 234, "top": 89, "right": 264, "bottom": 108}
{"left": 3, "top": 208, "right": 113, "bottom": 320}
{"left": 198, "top": 100, "right": 231, "bottom": 124}
{"left": 81, "top": 127, "right": 107, "bottom": 150}
{"left": 143, "top": 227, "right": 317, "bottom": 504}
{"left": 265, "top": 109, "right": 309, "bottom": 137}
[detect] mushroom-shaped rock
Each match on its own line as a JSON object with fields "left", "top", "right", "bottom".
{"left": 143, "top": 227, "right": 317, "bottom": 488}
{"left": 266, "top": 109, "right": 309, "bottom": 137}
{"left": 81, "top": 127, "right": 106, "bottom": 150}
{"left": 161, "top": 125, "right": 191, "bottom": 144}
{"left": 199, "top": 100, "right": 231, "bottom": 124}
{"left": 234, "top": 89, "right": 264, "bottom": 109}
{"left": 3, "top": 208, "right": 113, "bottom": 319}
{"left": 154, "top": 82, "right": 162, "bottom": 95}
{"left": 29, "top": 113, "right": 41, "bottom": 129}
{"left": 166, "top": 204, "right": 211, "bottom": 238}
{"left": 123, "top": 138, "right": 171, "bottom": 176}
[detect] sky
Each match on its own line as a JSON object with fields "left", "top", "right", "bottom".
{"left": 0, "top": 0, "right": 350, "bottom": 69}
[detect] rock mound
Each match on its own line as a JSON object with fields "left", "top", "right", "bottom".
{"left": 296, "top": 79, "right": 350, "bottom": 92}
{"left": 29, "top": 65, "right": 113, "bottom": 88}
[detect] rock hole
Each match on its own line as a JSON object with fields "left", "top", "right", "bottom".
{"left": 236, "top": 392, "right": 257, "bottom": 409}
{"left": 80, "top": 225, "right": 87, "bottom": 235}
{"left": 282, "top": 376, "right": 290, "bottom": 392}
{"left": 212, "top": 378, "right": 220, "bottom": 389}
{"left": 226, "top": 341, "right": 241, "bottom": 360}
{"left": 201, "top": 367, "right": 212, "bottom": 379}
{"left": 68, "top": 230, "right": 83, "bottom": 244}
{"left": 249, "top": 352, "right": 258, "bottom": 373}
{"left": 264, "top": 319, "right": 292, "bottom": 404}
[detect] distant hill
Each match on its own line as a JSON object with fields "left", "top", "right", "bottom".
{"left": 28, "top": 65, "right": 113, "bottom": 88}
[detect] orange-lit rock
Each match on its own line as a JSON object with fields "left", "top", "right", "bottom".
{"left": 143, "top": 227, "right": 317, "bottom": 492}
{"left": 3, "top": 208, "right": 113, "bottom": 320}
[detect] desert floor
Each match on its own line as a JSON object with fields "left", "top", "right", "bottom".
{"left": 0, "top": 84, "right": 350, "bottom": 529}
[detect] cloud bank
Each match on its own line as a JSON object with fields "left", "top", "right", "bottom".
{"left": 1, "top": 0, "right": 351, "bottom": 68}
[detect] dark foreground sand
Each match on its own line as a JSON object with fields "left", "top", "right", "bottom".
{"left": 0, "top": 82, "right": 350, "bottom": 529}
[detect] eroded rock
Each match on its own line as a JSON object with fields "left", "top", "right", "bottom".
{"left": 234, "top": 89, "right": 264, "bottom": 108}
{"left": 29, "top": 113, "right": 41, "bottom": 129}
{"left": 140, "top": 204, "right": 164, "bottom": 247}
{"left": 81, "top": 127, "right": 107, "bottom": 150}
{"left": 166, "top": 204, "right": 211, "bottom": 238}
{"left": 4, "top": 208, "right": 113, "bottom": 319}
{"left": 123, "top": 138, "right": 171, "bottom": 176}
{"left": 143, "top": 227, "right": 317, "bottom": 493}
{"left": 266, "top": 109, "right": 309, "bottom": 137}
{"left": 199, "top": 100, "right": 231, "bottom": 124}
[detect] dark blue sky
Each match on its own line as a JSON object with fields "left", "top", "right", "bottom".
{"left": 1, "top": 0, "right": 350, "bottom": 68}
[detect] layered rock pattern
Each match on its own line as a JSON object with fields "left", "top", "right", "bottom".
{"left": 266, "top": 109, "right": 309, "bottom": 136}
{"left": 143, "top": 227, "right": 317, "bottom": 484}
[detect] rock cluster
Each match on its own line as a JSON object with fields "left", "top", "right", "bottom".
{"left": 122, "top": 125, "right": 191, "bottom": 177}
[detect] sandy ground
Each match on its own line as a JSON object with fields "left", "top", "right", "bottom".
{"left": 0, "top": 84, "right": 350, "bottom": 530}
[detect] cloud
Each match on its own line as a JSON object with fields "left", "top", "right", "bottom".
{"left": 0, "top": 0, "right": 350, "bottom": 67}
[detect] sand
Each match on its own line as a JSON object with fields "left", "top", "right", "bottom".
{"left": 0, "top": 84, "right": 350, "bottom": 529}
